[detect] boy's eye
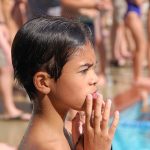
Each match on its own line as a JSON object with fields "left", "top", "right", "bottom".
{"left": 80, "top": 68, "right": 89, "bottom": 74}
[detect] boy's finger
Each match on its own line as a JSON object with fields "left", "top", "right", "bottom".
{"left": 79, "top": 111, "right": 85, "bottom": 124}
{"left": 94, "top": 94, "right": 103, "bottom": 133}
{"left": 101, "top": 99, "right": 111, "bottom": 134}
{"left": 93, "top": 92, "right": 105, "bottom": 114}
{"left": 85, "top": 94, "right": 93, "bottom": 129}
{"left": 72, "top": 112, "right": 81, "bottom": 144}
{"left": 108, "top": 111, "right": 119, "bottom": 139}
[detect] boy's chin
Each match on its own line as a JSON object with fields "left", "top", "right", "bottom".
{"left": 73, "top": 104, "right": 85, "bottom": 111}
{"left": 73, "top": 107, "right": 84, "bottom": 111}
{"left": 80, "top": 102, "right": 86, "bottom": 111}
{"left": 72, "top": 99, "right": 86, "bottom": 111}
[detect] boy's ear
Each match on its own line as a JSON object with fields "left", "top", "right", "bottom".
{"left": 33, "top": 72, "right": 52, "bottom": 94}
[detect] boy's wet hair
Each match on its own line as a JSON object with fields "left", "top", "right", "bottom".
{"left": 11, "top": 16, "right": 93, "bottom": 100}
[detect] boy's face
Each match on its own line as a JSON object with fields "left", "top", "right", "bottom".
{"left": 50, "top": 42, "right": 99, "bottom": 111}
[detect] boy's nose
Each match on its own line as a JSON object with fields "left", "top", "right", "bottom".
{"left": 89, "top": 72, "right": 99, "bottom": 86}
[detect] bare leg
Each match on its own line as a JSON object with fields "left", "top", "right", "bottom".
{"left": 125, "top": 27, "right": 135, "bottom": 58}
{"left": 2, "top": 0, "right": 19, "bottom": 42}
{"left": 0, "top": 67, "right": 21, "bottom": 115}
{"left": 111, "top": 14, "right": 117, "bottom": 61}
{"left": 113, "top": 23, "right": 128, "bottom": 66}
{"left": 94, "top": 14, "right": 106, "bottom": 85}
{"left": 111, "top": 7, "right": 130, "bottom": 66}
{"left": 119, "top": 24, "right": 132, "bottom": 59}
{"left": 125, "top": 12, "right": 149, "bottom": 110}
{"left": 113, "top": 23, "right": 125, "bottom": 63}
{"left": 0, "top": 67, "right": 30, "bottom": 120}
{"left": 2, "top": 0, "right": 28, "bottom": 42}
{"left": 135, "top": 12, "right": 150, "bottom": 91}
{"left": 147, "top": 9, "right": 150, "bottom": 74}
{"left": 125, "top": 12, "right": 146, "bottom": 81}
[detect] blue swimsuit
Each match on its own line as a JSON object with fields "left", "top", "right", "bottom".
{"left": 126, "top": 0, "right": 141, "bottom": 16}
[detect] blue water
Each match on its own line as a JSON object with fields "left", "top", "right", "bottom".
{"left": 112, "top": 101, "right": 150, "bottom": 150}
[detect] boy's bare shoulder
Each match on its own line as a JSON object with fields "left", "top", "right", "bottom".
{"left": 18, "top": 142, "right": 67, "bottom": 150}
{"left": 36, "top": 141, "right": 70, "bottom": 150}
{"left": 19, "top": 137, "right": 71, "bottom": 150}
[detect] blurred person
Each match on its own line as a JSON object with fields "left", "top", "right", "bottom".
{"left": 61, "top": 0, "right": 112, "bottom": 85}
{"left": 61, "top": 0, "right": 109, "bottom": 18}
{"left": 125, "top": 0, "right": 147, "bottom": 84}
{"left": 93, "top": 3, "right": 113, "bottom": 85}
{"left": 124, "top": 0, "right": 150, "bottom": 112}
{"left": 134, "top": 0, "right": 150, "bottom": 86}
{"left": 147, "top": 0, "right": 150, "bottom": 74}
{"left": 111, "top": 0, "right": 132, "bottom": 67}
{"left": 2, "top": 0, "right": 28, "bottom": 42}
{"left": 0, "top": 0, "right": 30, "bottom": 120}
{"left": 28, "top": 0, "right": 61, "bottom": 18}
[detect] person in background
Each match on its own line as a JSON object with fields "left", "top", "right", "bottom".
{"left": 2, "top": 0, "right": 28, "bottom": 43}
{"left": 111, "top": 0, "right": 131, "bottom": 67}
{"left": 61, "top": 0, "right": 112, "bottom": 85}
{"left": 147, "top": 0, "right": 150, "bottom": 76}
{"left": 0, "top": 0, "right": 30, "bottom": 120}
{"left": 125, "top": 0, "right": 147, "bottom": 84}
{"left": 28, "top": 0, "right": 61, "bottom": 18}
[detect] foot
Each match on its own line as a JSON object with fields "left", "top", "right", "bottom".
{"left": 0, "top": 111, "right": 31, "bottom": 121}
{"left": 118, "top": 59, "right": 126, "bottom": 67}
{"left": 0, "top": 143, "right": 16, "bottom": 150}
{"left": 120, "top": 49, "right": 132, "bottom": 59}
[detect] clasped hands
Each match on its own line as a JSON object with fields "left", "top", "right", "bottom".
{"left": 72, "top": 93, "right": 119, "bottom": 150}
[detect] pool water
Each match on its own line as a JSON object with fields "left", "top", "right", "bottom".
{"left": 112, "top": 101, "right": 150, "bottom": 150}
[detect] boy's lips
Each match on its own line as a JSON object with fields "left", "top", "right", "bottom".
{"left": 92, "top": 91, "right": 98, "bottom": 99}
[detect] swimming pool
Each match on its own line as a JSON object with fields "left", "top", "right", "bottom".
{"left": 112, "top": 101, "right": 150, "bottom": 150}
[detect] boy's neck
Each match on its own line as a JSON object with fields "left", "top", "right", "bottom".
{"left": 19, "top": 96, "right": 72, "bottom": 150}
{"left": 32, "top": 95, "right": 69, "bottom": 132}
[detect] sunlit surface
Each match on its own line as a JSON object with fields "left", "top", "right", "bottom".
{"left": 0, "top": 121, "right": 28, "bottom": 146}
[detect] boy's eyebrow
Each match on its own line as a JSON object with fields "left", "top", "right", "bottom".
{"left": 79, "top": 61, "right": 98, "bottom": 68}
{"left": 79, "top": 63, "right": 94, "bottom": 68}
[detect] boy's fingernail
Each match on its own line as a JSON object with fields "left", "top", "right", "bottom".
{"left": 87, "top": 94, "right": 92, "bottom": 99}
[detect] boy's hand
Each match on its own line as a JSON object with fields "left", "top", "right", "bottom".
{"left": 72, "top": 112, "right": 84, "bottom": 150}
{"left": 73, "top": 93, "right": 119, "bottom": 150}
{"left": 84, "top": 94, "right": 119, "bottom": 150}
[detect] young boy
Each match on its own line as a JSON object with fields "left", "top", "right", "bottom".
{"left": 11, "top": 16, "right": 119, "bottom": 150}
